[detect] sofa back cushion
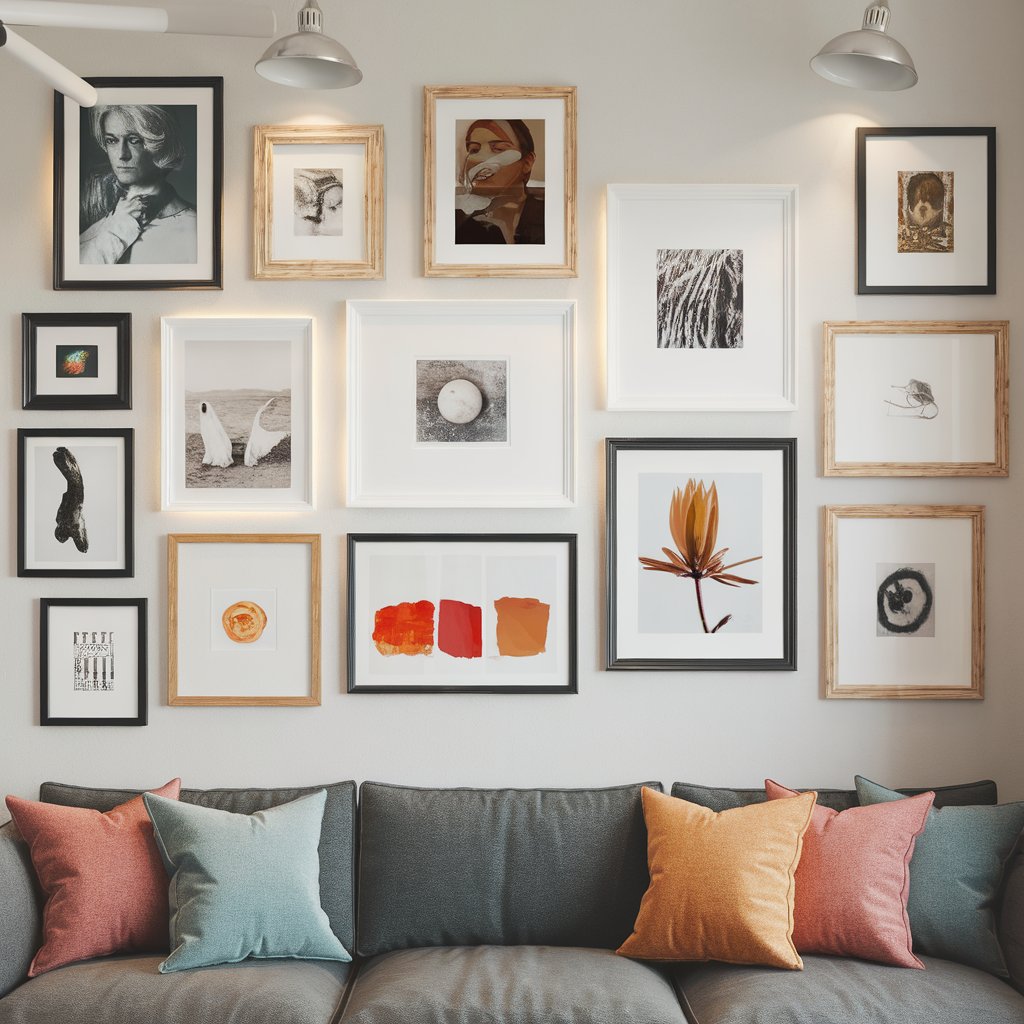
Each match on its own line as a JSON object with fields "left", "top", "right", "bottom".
{"left": 356, "top": 782, "right": 658, "bottom": 955}
{"left": 1001, "top": 846, "right": 1024, "bottom": 993}
{"left": 37, "top": 780, "right": 356, "bottom": 953}
{"left": 0, "top": 821, "right": 42, "bottom": 999}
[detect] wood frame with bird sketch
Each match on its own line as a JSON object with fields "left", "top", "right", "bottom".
{"left": 160, "top": 317, "right": 313, "bottom": 511}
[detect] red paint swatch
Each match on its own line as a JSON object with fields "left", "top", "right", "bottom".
{"left": 373, "top": 601, "right": 435, "bottom": 656}
{"left": 438, "top": 599, "right": 483, "bottom": 659}
{"left": 494, "top": 597, "right": 550, "bottom": 657}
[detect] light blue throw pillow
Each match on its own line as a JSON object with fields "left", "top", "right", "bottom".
{"left": 144, "top": 789, "right": 351, "bottom": 973}
{"left": 855, "top": 775, "right": 1024, "bottom": 977}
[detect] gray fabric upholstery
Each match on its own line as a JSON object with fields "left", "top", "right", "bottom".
{"left": 357, "top": 782, "right": 658, "bottom": 955}
{"left": 1000, "top": 844, "right": 1024, "bottom": 993}
{"left": 0, "top": 954, "right": 350, "bottom": 1024}
{"left": 671, "top": 779, "right": 998, "bottom": 813}
{"left": 37, "top": 780, "right": 356, "bottom": 952}
{"left": 0, "top": 823, "right": 41, "bottom": 1000}
{"left": 344, "top": 945, "right": 687, "bottom": 1024}
{"left": 673, "top": 955, "right": 1024, "bottom": 1024}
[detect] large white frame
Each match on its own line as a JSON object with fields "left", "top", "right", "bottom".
{"left": 346, "top": 301, "right": 576, "bottom": 508}
{"left": 606, "top": 184, "right": 797, "bottom": 412}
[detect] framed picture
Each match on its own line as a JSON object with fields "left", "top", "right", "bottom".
{"left": 606, "top": 184, "right": 797, "bottom": 411}
{"left": 40, "top": 598, "right": 146, "bottom": 726}
{"left": 23, "top": 312, "right": 131, "bottom": 411}
{"left": 161, "top": 317, "right": 314, "bottom": 511}
{"left": 253, "top": 123, "right": 384, "bottom": 280}
{"left": 168, "top": 534, "right": 321, "bottom": 707}
{"left": 607, "top": 438, "right": 796, "bottom": 671}
{"left": 347, "top": 534, "right": 577, "bottom": 694}
{"left": 423, "top": 85, "right": 577, "bottom": 277}
{"left": 346, "top": 301, "right": 575, "bottom": 507}
{"left": 18, "top": 428, "right": 133, "bottom": 578}
{"left": 824, "top": 505, "right": 984, "bottom": 699}
{"left": 857, "top": 127, "right": 995, "bottom": 295}
{"left": 823, "top": 320, "right": 1009, "bottom": 477}
{"left": 54, "top": 76, "right": 223, "bottom": 290}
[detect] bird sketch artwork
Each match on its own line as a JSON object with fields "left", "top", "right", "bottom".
{"left": 657, "top": 249, "right": 744, "bottom": 349}
{"left": 52, "top": 447, "right": 88, "bottom": 553}
{"left": 876, "top": 563, "right": 935, "bottom": 638}
{"left": 885, "top": 379, "right": 938, "bottom": 419}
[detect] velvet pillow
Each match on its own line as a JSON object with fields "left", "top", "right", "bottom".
{"left": 765, "top": 780, "right": 931, "bottom": 968}
{"left": 144, "top": 789, "right": 351, "bottom": 973}
{"left": 5, "top": 778, "right": 181, "bottom": 976}
{"left": 617, "top": 786, "right": 815, "bottom": 970}
{"left": 856, "top": 775, "right": 1024, "bottom": 976}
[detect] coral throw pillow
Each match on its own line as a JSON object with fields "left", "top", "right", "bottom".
{"left": 6, "top": 778, "right": 181, "bottom": 976}
{"left": 765, "top": 779, "right": 932, "bottom": 968}
{"left": 617, "top": 786, "right": 815, "bottom": 970}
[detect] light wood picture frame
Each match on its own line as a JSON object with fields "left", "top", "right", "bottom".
{"left": 824, "top": 505, "right": 984, "bottom": 700}
{"left": 424, "top": 85, "right": 577, "bottom": 277}
{"left": 168, "top": 534, "right": 321, "bottom": 707}
{"left": 253, "top": 124, "right": 384, "bottom": 279}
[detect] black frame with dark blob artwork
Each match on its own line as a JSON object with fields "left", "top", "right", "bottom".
{"left": 856, "top": 127, "right": 996, "bottom": 295}
{"left": 40, "top": 598, "right": 147, "bottom": 726}
{"left": 53, "top": 76, "right": 223, "bottom": 290}
{"left": 23, "top": 312, "right": 131, "bottom": 410}
{"left": 17, "top": 428, "right": 134, "bottom": 578}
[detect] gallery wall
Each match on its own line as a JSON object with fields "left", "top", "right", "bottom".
{"left": 2, "top": 0, "right": 1023, "bottom": 806}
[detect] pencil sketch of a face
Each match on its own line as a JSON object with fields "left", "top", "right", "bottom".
{"left": 294, "top": 168, "right": 343, "bottom": 236}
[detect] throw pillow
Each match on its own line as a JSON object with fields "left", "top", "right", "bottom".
{"left": 765, "top": 779, "right": 932, "bottom": 968}
{"left": 5, "top": 778, "right": 181, "bottom": 976}
{"left": 144, "top": 788, "right": 351, "bottom": 973}
{"left": 617, "top": 786, "right": 815, "bottom": 969}
{"left": 855, "top": 775, "right": 1024, "bottom": 976}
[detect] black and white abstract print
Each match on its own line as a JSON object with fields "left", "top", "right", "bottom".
{"left": 416, "top": 358, "right": 509, "bottom": 444}
{"left": 657, "top": 248, "right": 743, "bottom": 350}
{"left": 876, "top": 563, "right": 935, "bottom": 637}
{"left": 74, "top": 630, "right": 115, "bottom": 691}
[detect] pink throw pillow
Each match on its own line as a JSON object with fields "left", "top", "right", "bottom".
{"left": 764, "top": 779, "right": 932, "bottom": 968}
{"left": 6, "top": 779, "right": 181, "bottom": 976}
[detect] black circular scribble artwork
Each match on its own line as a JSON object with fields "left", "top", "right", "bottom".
{"left": 877, "top": 567, "right": 933, "bottom": 635}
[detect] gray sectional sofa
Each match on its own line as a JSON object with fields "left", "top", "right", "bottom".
{"left": 1, "top": 779, "right": 1022, "bottom": 1024}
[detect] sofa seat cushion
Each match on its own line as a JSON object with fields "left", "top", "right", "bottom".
{"left": 673, "top": 954, "right": 1024, "bottom": 1024}
{"left": 343, "top": 946, "right": 688, "bottom": 1024}
{"left": 0, "top": 954, "right": 351, "bottom": 1024}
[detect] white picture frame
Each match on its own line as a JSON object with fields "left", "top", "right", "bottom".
{"left": 606, "top": 183, "right": 797, "bottom": 411}
{"left": 161, "top": 317, "right": 314, "bottom": 512}
{"left": 346, "top": 301, "right": 575, "bottom": 507}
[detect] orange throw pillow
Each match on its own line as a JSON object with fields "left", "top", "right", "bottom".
{"left": 617, "top": 786, "right": 815, "bottom": 970}
{"left": 6, "top": 778, "right": 181, "bottom": 976}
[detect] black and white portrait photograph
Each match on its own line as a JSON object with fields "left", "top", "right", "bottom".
{"left": 657, "top": 248, "right": 744, "bottom": 349}
{"left": 294, "top": 168, "right": 343, "bottom": 236}
{"left": 415, "top": 359, "right": 509, "bottom": 444}
{"left": 18, "top": 429, "right": 134, "bottom": 578}
{"left": 55, "top": 77, "right": 223, "bottom": 290}
{"left": 876, "top": 563, "right": 935, "bottom": 637}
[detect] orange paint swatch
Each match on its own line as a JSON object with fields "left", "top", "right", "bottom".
{"left": 494, "top": 597, "right": 550, "bottom": 657}
{"left": 373, "top": 601, "right": 435, "bottom": 656}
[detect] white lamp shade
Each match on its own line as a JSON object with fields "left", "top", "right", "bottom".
{"left": 255, "top": 29, "right": 362, "bottom": 88}
{"left": 811, "top": 28, "right": 918, "bottom": 91}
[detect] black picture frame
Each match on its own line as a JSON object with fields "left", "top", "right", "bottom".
{"left": 17, "top": 427, "right": 134, "bottom": 578}
{"left": 23, "top": 312, "right": 132, "bottom": 410}
{"left": 347, "top": 533, "right": 578, "bottom": 694}
{"left": 606, "top": 437, "right": 796, "bottom": 671}
{"left": 856, "top": 126, "right": 996, "bottom": 295}
{"left": 53, "top": 76, "right": 223, "bottom": 290}
{"left": 41, "top": 598, "right": 147, "bottom": 726}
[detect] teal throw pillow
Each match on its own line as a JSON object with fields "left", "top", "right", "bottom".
{"left": 143, "top": 789, "right": 351, "bottom": 973}
{"left": 855, "top": 775, "right": 1024, "bottom": 976}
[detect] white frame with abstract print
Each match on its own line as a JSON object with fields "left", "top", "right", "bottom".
{"left": 824, "top": 505, "right": 984, "bottom": 700}
{"left": 606, "top": 184, "right": 797, "bottom": 411}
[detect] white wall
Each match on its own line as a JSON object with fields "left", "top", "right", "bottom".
{"left": 3, "top": 0, "right": 1023, "bottom": 808}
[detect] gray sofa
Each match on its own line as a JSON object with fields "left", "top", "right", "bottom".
{"left": 1, "top": 779, "right": 1022, "bottom": 1024}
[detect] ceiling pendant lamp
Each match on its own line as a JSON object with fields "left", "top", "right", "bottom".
{"left": 811, "top": 1, "right": 917, "bottom": 91}
{"left": 255, "top": 0, "right": 362, "bottom": 89}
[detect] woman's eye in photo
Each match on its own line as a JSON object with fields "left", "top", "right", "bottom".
{"left": 466, "top": 144, "right": 481, "bottom": 155}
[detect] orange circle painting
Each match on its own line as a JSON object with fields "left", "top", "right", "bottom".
{"left": 221, "top": 601, "right": 268, "bottom": 644}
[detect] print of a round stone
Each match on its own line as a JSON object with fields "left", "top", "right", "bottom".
{"left": 437, "top": 379, "right": 483, "bottom": 424}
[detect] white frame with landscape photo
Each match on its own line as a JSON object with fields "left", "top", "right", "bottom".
{"left": 346, "top": 301, "right": 575, "bottom": 508}
{"left": 823, "top": 320, "right": 1009, "bottom": 477}
{"left": 253, "top": 123, "right": 384, "bottom": 280}
{"left": 606, "top": 184, "right": 797, "bottom": 411}
{"left": 825, "top": 505, "right": 984, "bottom": 700}
{"left": 424, "top": 85, "right": 577, "bottom": 277}
{"left": 161, "top": 317, "right": 313, "bottom": 512}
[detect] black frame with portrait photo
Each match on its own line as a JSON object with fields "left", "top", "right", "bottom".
{"left": 53, "top": 76, "right": 223, "bottom": 291}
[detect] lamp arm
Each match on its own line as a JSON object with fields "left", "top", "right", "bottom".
{"left": 0, "top": 21, "right": 97, "bottom": 105}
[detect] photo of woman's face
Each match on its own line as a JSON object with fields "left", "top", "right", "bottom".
{"left": 463, "top": 125, "right": 531, "bottom": 193}
{"left": 100, "top": 110, "right": 161, "bottom": 188}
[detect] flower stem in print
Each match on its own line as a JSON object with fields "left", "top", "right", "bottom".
{"left": 639, "top": 479, "right": 761, "bottom": 634}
